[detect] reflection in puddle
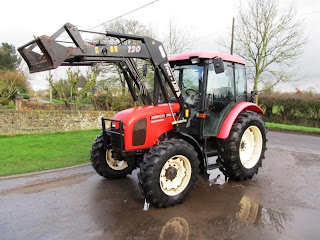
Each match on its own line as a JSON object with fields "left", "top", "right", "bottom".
{"left": 237, "top": 195, "right": 289, "bottom": 234}
{"left": 156, "top": 195, "right": 289, "bottom": 240}
{"left": 159, "top": 217, "right": 189, "bottom": 240}
{"left": 208, "top": 168, "right": 227, "bottom": 185}
{"left": 207, "top": 156, "right": 228, "bottom": 186}
{"left": 143, "top": 199, "right": 150, "bottom": 211}
{"left": 237, "top": 195, "right": 260, "bottom": 223}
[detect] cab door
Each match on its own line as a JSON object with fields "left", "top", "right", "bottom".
{"left": 203, "top": 61, "right": 236, "bottom": 136}
{"left": 173, "top": 64, "right": 204, "bottom": 137}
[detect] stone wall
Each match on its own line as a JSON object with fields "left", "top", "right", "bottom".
{"left": 15, "top": 97, "right": 92, "bottom": 111}
{"left": 0, "top": 110, "right": 116, "bottom": 135}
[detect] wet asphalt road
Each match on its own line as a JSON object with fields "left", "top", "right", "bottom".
{"left": 1, "top": 131, "right": 320, "bottom": 240}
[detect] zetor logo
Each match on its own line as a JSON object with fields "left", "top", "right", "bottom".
{"left": 150, "top": 113, "right": 177, "bottom": 120}
{"left": 164, "top": 63, "right": 181, "bottom": 97}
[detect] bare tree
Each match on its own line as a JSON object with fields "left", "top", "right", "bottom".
{"left": 162, "top": 19, "right": 197, "bottom": 55}
{"left": 47, "top": 72, "right": 70, "bottom": 107}
{"left": 99, "top": 18, "right": 156, "bottom": 96}
{"left": 0, "top": 70, "right": 26, "bottom": 103}
{"left": 220, "top": 0, "right": 306, "bottom": 92}
{"left": 104, "top": 18, "right": 156, "bottom": 40}
{"left": 0, "top": 70, "right": 26, "bottom": 104}
{"left": 47, "top": 68, "right": 98, "bottom": 109}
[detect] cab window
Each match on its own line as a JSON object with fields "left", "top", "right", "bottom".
{"left": 207, "top": 61, "right": 235, "bottom": 104}
{"left": 235, "top": 63, "right": 247, "bottom": 98}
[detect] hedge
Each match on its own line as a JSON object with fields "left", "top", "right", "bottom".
{"left": 259, "top": 93, "right": 320, "bottom": 128}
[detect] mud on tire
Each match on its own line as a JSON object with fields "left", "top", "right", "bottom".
{"left": 138, "top": 139, "right": 199, "bottom": 207}
{"left": 90, "top": 133, "right": 135, "bottom": 179}
{"left": 217, "top": 111, "right": 267, "bottom": 181}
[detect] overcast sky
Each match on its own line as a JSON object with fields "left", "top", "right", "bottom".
{"left": 1, "top": 0, "right": 319, "bottom": 92}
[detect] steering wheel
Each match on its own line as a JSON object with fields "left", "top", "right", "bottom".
{"left": 185, "top": 88, "right": 198, "bottom": 96}
{"left": 185, "top": 89, "right": 199, "bottom": 105}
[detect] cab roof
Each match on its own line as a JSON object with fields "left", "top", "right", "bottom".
{"left": 168, "top": 52, "right": 246, "bottom": 65}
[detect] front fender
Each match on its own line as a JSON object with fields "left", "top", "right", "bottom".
{"left": 216, "top": 102, "right": 264, "bottom": 139}
{"left": 173, "top": 131, "right": 206, "bottom": 172}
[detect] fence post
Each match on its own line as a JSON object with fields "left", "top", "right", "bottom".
{"left": 15, "top": 97, "right": 23, "bottom": 110}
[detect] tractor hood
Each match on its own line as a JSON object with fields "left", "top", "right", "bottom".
{"left": 112, "top": 103, "right": 180, "bottom": 150}
{"left": 113, "top": 103, "right": 180, "bottom": 125}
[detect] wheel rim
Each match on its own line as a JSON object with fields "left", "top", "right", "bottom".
{"left": 160, "top": 155, "right": 192, "bottom": 196}
{"left": 106, "top": 149, "right": 128, "bottom": 170}
{"left": 239, "top": 126, "right": 263, "bottom": 169}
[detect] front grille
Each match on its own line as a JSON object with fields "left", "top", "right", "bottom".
{"left": 110, "top": 130, "right": 122, "bottom": 151}
{"left": 102, "top": 117, "right": 124, "bottom": 152}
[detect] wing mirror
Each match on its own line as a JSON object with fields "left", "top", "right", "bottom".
{"left": 213, "top": 57, "right": 224, "bottom": 74}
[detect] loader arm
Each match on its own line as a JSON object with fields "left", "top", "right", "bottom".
{"left": 18, "top": 23, "right": 188, "bottom": 120}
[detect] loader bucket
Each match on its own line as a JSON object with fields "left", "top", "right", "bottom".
{"left": 18, "top": 36, "right": 70, "bottom": 73}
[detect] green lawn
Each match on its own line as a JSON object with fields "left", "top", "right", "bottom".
{"left": 43, "top": 98, "right": 92, "bottom": 105}
{"left": 43, "top": 98, "right": 65, "bottom": 103}
{"left": 0, "top": 129, "right": 100, "bottom": 176}
{"left": 266, "top": 122, "right": 320, "bottom": 135}
{"left": 1, "top": 122, "right": 319, "bottom": 176}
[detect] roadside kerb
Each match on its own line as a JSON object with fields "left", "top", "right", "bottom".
{"left": 0, "top": 163, "right": 91, "bottom": 180}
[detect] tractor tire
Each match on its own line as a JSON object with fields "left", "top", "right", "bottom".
{"left": 138, "top": 139, "right": 199, "bottom": 207}
{"left": 90, "top": 133, "right": 135, "bottom": 179}
{"left": 217, "top": 111, "right": 267, "bottom": 181}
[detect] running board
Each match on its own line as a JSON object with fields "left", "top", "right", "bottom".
{"left": 206, "top": 163, "right": 220, "bottom": 171}
{"left": 206, "top": 149, "right": 218, "bottom": 157}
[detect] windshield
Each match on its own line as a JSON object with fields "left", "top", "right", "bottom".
{"left": 173, "top": 65, "right": 204, "bottom": 106}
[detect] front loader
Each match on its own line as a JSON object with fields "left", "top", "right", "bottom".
{"left": 19, "top": 23, "right": 267, "bottom": 207}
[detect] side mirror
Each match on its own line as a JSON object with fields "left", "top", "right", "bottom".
{"left": 213, "top": 57, "right": 224, "bottom": 74}
{"left": 250, "top": 91, "right": 258, "bottom": 103}
{"left": 142, "top": 64, "right": 148, "bottom": 76}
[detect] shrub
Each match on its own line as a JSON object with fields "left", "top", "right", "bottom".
{"left": 21, "top": 94, "right": 30, "bottom": 99}
{"left": 259, "top": 93, "right": 320, "bottom": 128}
{"left": 111, "top": 94, "right": 134, "bottom": 111}
{"left": 91, "top": 92, "right": 134, "bottom": 111}
{"left": 91, "top": 93, "right": 113, "bottom": 111}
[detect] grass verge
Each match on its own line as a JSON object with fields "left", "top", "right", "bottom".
{"left": 0, "top": 129, "right": 100, "bottom": 176}
{"left": 266, "top": 122, "right": 320, "bottom": 135}
{"left": 1, "top": 123, "right": 319, "bottom": 176}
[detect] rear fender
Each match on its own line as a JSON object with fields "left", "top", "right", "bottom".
{"left": 216, "top": 102, "right": 264, "bottom": 139}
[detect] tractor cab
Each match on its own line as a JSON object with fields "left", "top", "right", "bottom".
{"left": 168, "top": 52, "right": 247, "bottom": 139}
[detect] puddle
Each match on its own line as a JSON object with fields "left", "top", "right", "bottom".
{"left": 293, "top": 152, "right": 320, "bottom": 167}
{"left": 0, "top": 172, "right": 93, "bottom": 196}
{"left": 236, "top": 195, "right": 289, "bottom": 232}
{"left": 154, "top": 196, "right": 319, "bottom": 240}
{"left": 234, "top": 196, "right": 320, "bottom": 239}
{"left": 134, "top": 194, "right": 312, "bottom": 240}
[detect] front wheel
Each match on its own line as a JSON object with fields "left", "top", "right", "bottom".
{"left": 217, "top": 111, "right": 267, "bottom": 181}
{"left": 90, "top": 133, "right": 135, "bottom": 179}
{"left": 138, "top": 139, "right": 199, "bottom": 207}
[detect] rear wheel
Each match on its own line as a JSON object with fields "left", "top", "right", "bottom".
{"left": 138, "top": 139, "right": 199, "bottom": 207}
{"left": 90, "top": 133, "right": 135, "bottom": 179}
{"left": 217, "top": 111, "right": 267, "bottom": 181}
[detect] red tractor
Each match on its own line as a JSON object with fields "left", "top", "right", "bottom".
{"left": 19, "top": 23, "right": 267, "bottom": 207}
